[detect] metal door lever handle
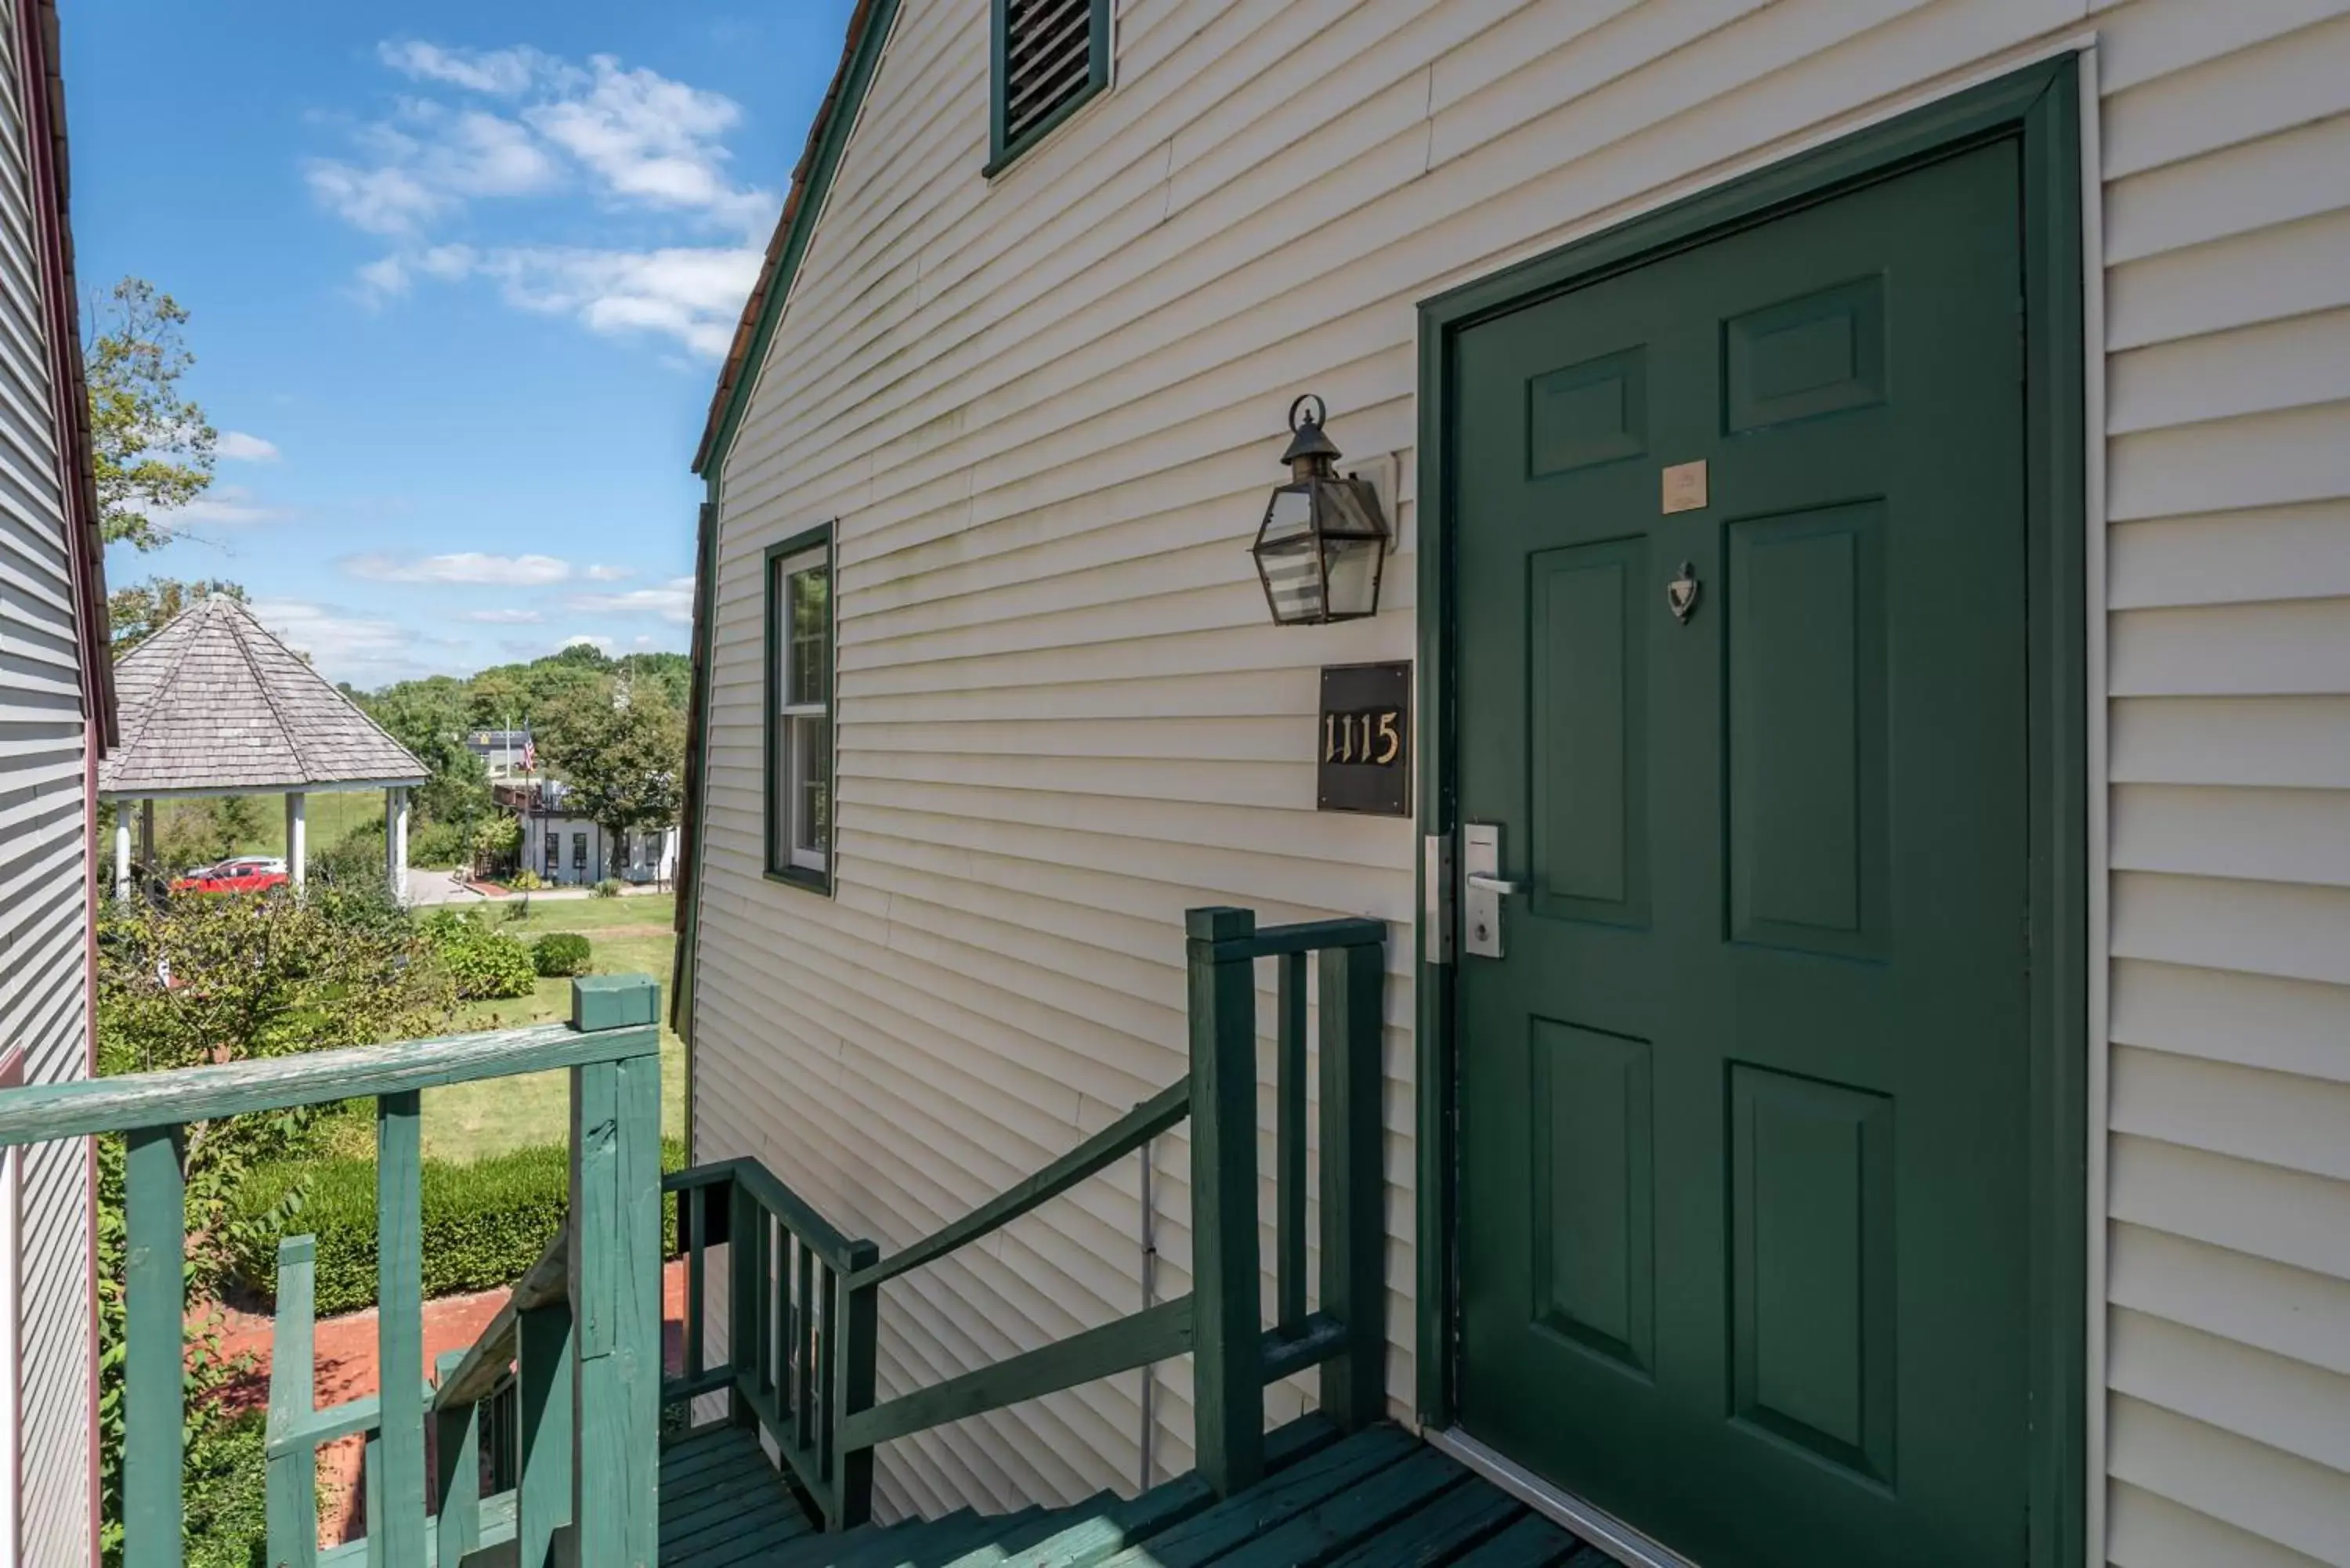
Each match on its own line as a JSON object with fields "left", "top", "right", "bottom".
{"left": 1464, "top": 873, "right": 1523, "bottom": 896}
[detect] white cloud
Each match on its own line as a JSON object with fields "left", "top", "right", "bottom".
{"left": 157, "top": 484, "right": 286, "bottom": 528}
{"left": 564, "top": 575, "right": 694, "bottom": 623}
{"left": 342, "top": 551, "right": 573, "bottom": 586}
{"left": 523, "top": 56, "right": 771, "bottom": 229}
{"left": 472, "top": 245, "right": 762, "bottom": 357}
{"left": 308, "top": 104, "right": 559, "bottom": 237}
{"left": 316, "top": 43, "right": 775, "bottom": 356}
{"left": 250, "top": 598, "right": 433, "bottom": 684}
{"left": 377, "top": 41, "right": 563, "bottom": 96}
{"left": 464, "top": 607, "right": 544, "bottom": 623}
{"left": 584, "top": 563, "right": 631, "bottom": 581}
{"left": 217, "top": 430, "right": 281, "bottom": 463}
{"left": 563, "top": 634, "right": 616, "bottom": 653}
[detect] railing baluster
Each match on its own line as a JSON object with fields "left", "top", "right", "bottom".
{"left": 432, "top": 1351, "right": 481, "bottom": 1567}
{"left": 794, "top": 1237, "right": 815, "bottom": 1453}
{"left": 728, "top": 1180, "right": 758, "bottom": 1433}
{"left": 517, "top": 1300, "right": 575, "bottom": 1568}
{"left": 816, "top": 1263, "right": 837, "bottom": 1480}
{"left": 1318, "top": 939, "right": 1387, "bottom": 1429}
{"left": 123, "top": 1125, "right": 185, "bottom": 1568}
{"left": 1276, "top": 949, "right": 1308, "bottom": 1335}
{"left": 376, "top": 1091, "right": 427, "bottom": 1568}
{"left": 265, "top": 1235, "right": 320, "bottom": 1568}
{"left": 754, "top": 1211, "right": 775, "bottom": 1402}
{"left": 567, "top": 989, "right": 662, "bottom": 1568}
{"left": 1184, "top": 906, "right": 1266, "bottom": 1496}
{"left": 363, "top": 1431, "right": 384, "bottom": 1568}
{"left": 685, "top": 1185, "right": 707, "bottom": 1383}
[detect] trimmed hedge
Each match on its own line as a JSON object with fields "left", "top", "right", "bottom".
{"left": 533, "top": 931, "right": 592, "bottom": 977}
{"left": 421, "top": 909, "right": 537, "bottom": 999}
{"left": 238, "top": 1136, "right": 685, "bottom": 1316}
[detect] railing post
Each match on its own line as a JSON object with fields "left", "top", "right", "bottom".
{"left": 1184, "top": 906, "right": 1264, "bottom": 1495}
{"left": 832, "top": 1241, "right": 880, "bottom": 1530}
{"left": 516, "top": 1301, "right": 575, "bottom": 1568}
{"left": 265, "top": 1235, "right": 320, "bottom": 1568}
{"left": 122, "top": 1124, "right": 185, "bottom": 1568}
{"left": 376, "top": 1090, "right": 426, "bottom": 1568}
{"left": 567, "top": 977, "right": 662, "bottom": 1568}
{"left": 432, "top": 1351, "right": 481, "bottom": 1568}
{"left": 1318, "top": 938, "right": 1388, "bottom": 1429}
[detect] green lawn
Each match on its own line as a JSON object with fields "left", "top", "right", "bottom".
{"left": 421, "top": 894, "right": 684, "bottom": 1163}
{"left": 150, "top": 790, "right": 385, "bottom": 862}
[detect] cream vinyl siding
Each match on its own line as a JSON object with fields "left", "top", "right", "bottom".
{"left": 696, "top": 0, "right": 2350, "bottom": 1549}
{"left": 0, "top": 0, "right": 89, "bottom": 1561}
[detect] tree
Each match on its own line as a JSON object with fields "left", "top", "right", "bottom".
{"left": 539, "top": 692, "right": 684, "bottom": 854}
{"left": 109, "top": 576, "right": 245, "bottom": 655}
{"left": 87, "top": 279, "right": 217, "bottom": 551}
{"left": 354, "top": 676, "right": 490, "bottom": 826}
{"left": 93, "top": 887, "right": 456, "bottom": 1563}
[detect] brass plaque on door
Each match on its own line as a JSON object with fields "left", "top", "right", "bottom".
{"left": 1661, "top": 459, "right": 1708, "bottom": 514}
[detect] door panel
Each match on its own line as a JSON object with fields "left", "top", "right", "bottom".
{"left": 1454, "top": 141, "right": 2031, "bottom": 1568}
{"left": 1726, "top": 503, "right": 1888, "bottom": 957}
{"left": 1529, "top": 1017, "right": 1654, "bottom": 1373}
{"left": 1530, "top": 541, "right": 1649, "bottom": 927}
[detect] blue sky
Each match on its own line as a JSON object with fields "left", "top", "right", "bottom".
{"left": 64, "top": 0, "right": 856, "bottom": 687}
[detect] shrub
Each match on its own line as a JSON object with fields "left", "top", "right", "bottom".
{"left": 533, "top": 932, "right": 592, "bottom": 977}
{"left": 591, "top": 877, "right": 624, "bottom": 898}
{"left": 507, "top": 868, "right": 544, "bottom": 891}
{"left": 182, "top": 1407, "right": 267, "bottom": 1568}
{"left": 421, "top": 909, "right": 536, "bottom": 999}
{"left": 408, "top": 819, "right": 468, "bottom": 869}
{"left": 237, "top": 1138, "right": 686, "bottom": 1315}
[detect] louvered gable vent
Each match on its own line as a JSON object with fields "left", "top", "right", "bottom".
{"left": 989, "top": 0, "right": 1108, "bottom": 171}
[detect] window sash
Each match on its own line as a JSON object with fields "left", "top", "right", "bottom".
{"left": 769, "top": 540, "right": 833, "bottom": 880}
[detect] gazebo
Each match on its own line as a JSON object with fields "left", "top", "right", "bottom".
{"left": 97, "top": 596, "right": 429, "bottom": 900}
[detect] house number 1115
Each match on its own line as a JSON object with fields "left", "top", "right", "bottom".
{"left": 1325, "top": 710, "right": 1404, "bottom": 766}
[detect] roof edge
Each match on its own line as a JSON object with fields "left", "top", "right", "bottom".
{"left": 694, "top": 0, "right": 902, "bottom": 478}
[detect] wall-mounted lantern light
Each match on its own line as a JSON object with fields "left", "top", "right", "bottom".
{"left": 1251, "top": 395, "right": 1390, "bottom": 625}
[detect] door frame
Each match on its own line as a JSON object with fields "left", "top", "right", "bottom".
{"left": 1411, "top": 58, "right": 2087, "bottom": 1568}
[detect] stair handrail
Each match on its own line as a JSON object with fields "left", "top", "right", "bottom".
{"left": 0, "top": 975, "right": 667, "bottom": 1568}
{"left": 659, "top": 905, "right": 1388, "bottom": 1529}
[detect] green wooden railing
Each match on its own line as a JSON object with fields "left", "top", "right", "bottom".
{"left": 0, "top": 975, "right": 666, "bottom": 1568}
{"left": 597, "top": 905, "right": 1387, "bottom": 1529}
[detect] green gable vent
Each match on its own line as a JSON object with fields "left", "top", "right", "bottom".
{"left": 989, "top": 0, "right": 1110, "bottom": 174}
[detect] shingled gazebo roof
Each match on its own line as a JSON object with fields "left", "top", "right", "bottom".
{"left": 97, "top": 596, "right": 427, "bottom": 799}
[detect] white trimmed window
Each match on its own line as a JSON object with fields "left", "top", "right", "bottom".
{"left": 768, "top": 535, "right": 833, "bottom": 885}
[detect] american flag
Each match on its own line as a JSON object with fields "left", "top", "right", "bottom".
{"left": 521, "top": 737, "right": 536, "bottom": 772}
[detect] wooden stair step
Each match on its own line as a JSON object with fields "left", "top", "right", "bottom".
{"left": 1205, "top": 1446, "right": 1471, "bottom": 1568}
{"left": 1446, "top": 1513, "right": 1596, "bottom": 1568}
{"left": 1094, "top": 1425, "right": 1421, "bottom": 1568}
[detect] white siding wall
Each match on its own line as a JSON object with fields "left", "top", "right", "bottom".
{"left": 2098, "top": 5, "right": 2350, "bottom": 1563}
{"left": 697, "top": 0, "right": 2350, "bottom": 1553}
{"left": 0, "top": 0, "right": 90, "bottom": 1561}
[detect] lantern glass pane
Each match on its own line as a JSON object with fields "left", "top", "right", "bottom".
{"left": 1317, "top": 478, "right": 1385, "bottom": 540}
{"left": 1259, "top": 540, "right": 1325, "bottom": 622}
{"left": 1323, "top": 534, "right": 1383, "bottom": 619}
{"left": 1260, "top": 486, "right": 1314, "bottom": 545}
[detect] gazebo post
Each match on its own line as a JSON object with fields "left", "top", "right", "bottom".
{"left": 113, "top": 809, "right": 131, "bottom": 901}
{"left": 138, "top": 800, "right": 154, "bottom": 886}
{"left": 385, "top": 786, "right": 409, "bottom": 903}
{"left": 285, "top": 792, "right": 307, "bottom": 892}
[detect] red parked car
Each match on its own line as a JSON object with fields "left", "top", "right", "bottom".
{"left": 170, "top": 856, "right": 290, "bottom": 894}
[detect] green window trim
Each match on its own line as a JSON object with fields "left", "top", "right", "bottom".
{"left": 765, "top": 524, "right": 837, "bottom": 895}
{"left": 986, "top": 0, "right": 1112, "bottom": 178}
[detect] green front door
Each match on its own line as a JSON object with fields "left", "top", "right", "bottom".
{"left": 1454, "top": 141, "right": 2033, "bottom": 1567}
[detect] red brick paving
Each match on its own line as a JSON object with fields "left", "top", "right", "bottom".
{"left": 199, "top": 1259, "right": 689, "bottom": 1547}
